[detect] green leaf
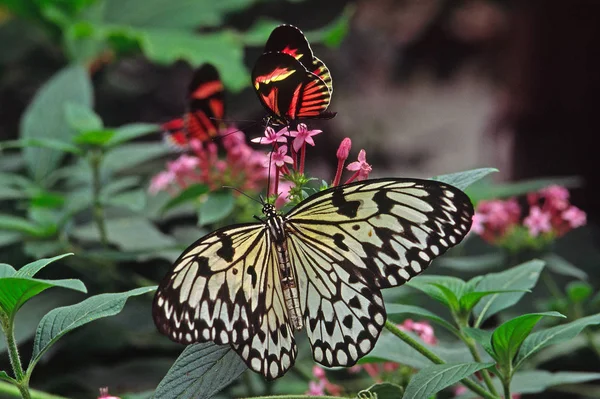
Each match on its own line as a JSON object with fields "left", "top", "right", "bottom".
{"left": 0, "top": 278, "right": 87, "bottom": 318}
{"left": 29, "top": 191, "right": 65, "bottom": 208}
{"left": 29, "top": 286, "right": 155, "bottom": 369}
{"left": 15, "top": 253, "right": 74, "bottom": 278}
{"left": 385, "top": 304, "right": 459, "bottom": 335}
{"left": 407, "top": 275, "right": 466, "bottom": 309}
{"left": 0, "top": 370, "right": 11, "bottom": 381}
{"left": 459, "top": 290, "right": 529, "bottom": 314}
{"left": 431, "top": 168, "right": 497, "bottom": 191}
{"left": 466, "top": 176, "right": 582, "bottom": 203}
{"left": 102, "top": 189, "right": 147, "bottom": 212}
{"left": 154, "top": 342, "right": 247, "bottom": 399}
{"left": 0, "top": 231, "right": 23, "bottom": 248}
{"left": 359, "top": 382, "right": 404, "bottom": 399}
{"left": 105, "top": 123, "right": 159, "bottom": 147}
{"left": 437, "top": 252, "right": 505, "bottom": 273}
{"left": 102, "top": 142, "right": 173, "bottom": 173}
{"left": 72, "top": 129, "right": 116, "bottom": 146}
{"left": 100, "top": 176, "right": 142, "bottom": 197}
{"left": 1, "top": 138, "right": 84, "bottom": 155}
{"left": 138, "top": 30, "right": 248, "bottom": 92}
{"left": 464, "top": 328, "right": 495, "bottom": 360}
{"left": 162, "top": 184, "right": 210, "bottom": 213}
{"left": 20, "top": 64, "right": 93, "bottom": 182}
{"left": 198, "top": 191, "right": 235, "bottom": 226}
{"left": 542, "top": 253, "right": 588, "bottom": 280}
{"left": 0, "top": 213, "right": 46, "bottom": 236}
{"left": 515, "top": 313, "right": 600, "bottom": 367}
{"left": 511, "top": 371, "right": 600, "bottom": 395}
{"left": 0, "top": 264, "right": 16, "bottom": 278}
{"left": 64, "top": 102, "right": 103, "bottom": 132}
{"left": 566, "top": 281, "right": 593, "bottom": 303}
{"left": 491, "top": 312, "right": 564, "bottom": 367}
{"left": 473, "top": 259, "right": 545, "bottom": 327}
{"left": 404, "top": 362, "right": 494, "bottom": 399}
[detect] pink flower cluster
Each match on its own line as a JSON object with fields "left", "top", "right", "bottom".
{"left": 342, "top": 320, "right": 437, "bottom": 383}
{"left": 149, "top": 127, "right": 268, "bottom": 195}
{"left": 472, "top": 185, "right": 586, "bottom": 248}
{"left": 98, "top": 387, "right": 120, "bottom": 399}
{"left": 306, "top": 365, "right": 343, "bottom": 396}
{"left": 251, "top": 124, "right": 372, "bottom": 207}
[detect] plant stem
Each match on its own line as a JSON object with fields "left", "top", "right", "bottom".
{"left": 503, "top": 378, "right": 512, "bottom": 399}
{"left": 90, "top": 149, "right": 108, "bottom": 247}
{"left": 463, "top": 334, "right": 500, "bottom": 396}
{"left": 1, "top": 319, "right": 25, "bottom": 382}
{"left": 385, "top": 320, "right": 499, "bottom": 399}
{"left": 0, "top": 382, "right": 69, "bottom": 399}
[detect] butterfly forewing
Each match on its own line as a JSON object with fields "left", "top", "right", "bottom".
{"left": 264, "top": 24, "right": 333, "bottom": 92}
{"left": 153, "top": 224, "right": 271, "bottom": 346}
{"left": 252, "top": 52, "right": 333, "bottom": 124}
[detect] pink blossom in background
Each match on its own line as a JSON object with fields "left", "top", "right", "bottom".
{"left": 471, "top": 213, "right": 487, "bottom": 235}
{"left": 562, "top": 206, "right": 587, "bottom": 228}
{"left": 312, "top": 365, "right": 326, "bottom": 380}
{"left": 539, "top": 185, "right": 570, "bottom": 210}
{"left": 289, "top": 123, "right": 322, "bottom": 152}
{"left": 149, "top": 171, "right": 175, "bottom": 194}
{"left": 523, "top": 206, "right": 552, "bottom": 237}
{"left": 346, "top": 149, "right": 372, "bottom": 182}
{"left": 399, "top": 319, "right": 438, "bottom": 345}
{"left": 306, "top": 380, "right": 325, "bottom": 396}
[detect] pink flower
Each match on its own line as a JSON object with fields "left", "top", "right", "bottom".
{"left": 540, "top": 185, "right": 570, "bottom": 210}
{"left": 348, "top": 365, "right": 362, "bottom": 374}
{"left": 306, "top": 380, "right": 325, "bottom": 396}
{"left": 523, "top": 206, "right": 552, "bottom": 237}
{"left": 167, "top": 154, "right": 199, "bottom": 175}
{"left": 312, "top": 365, "right": 326, "bottom": 380}
{"left": 346, "top": 149, "right": 372, "bottom": 181}
{"left": 251, "top": 126, "right": 287, "bottom": 145}
{"left": 562, "top": 206, "right": 586, "bottom": 228}
{"left": 399, "top": 319, "right": 438, "bottom": 345}
{"left": 149, "top": 171, "right": 174, "bottom": 194}
{"left": 289, "top": 123, "right": 322, "bottom": 152}
{"left": 337, "top": 138, "right": 352, "bottom": 161}
{"left": 269, "top": 145, "right": 293, "bottom": 168}
{"left": 275, "top": 180, "right": 294, "bottom": 209}
{"left": 471, "top": 213, "right": 487, "bottom": 234}
{"left": 98, "top": 387, "right": 120, "bottom": 399}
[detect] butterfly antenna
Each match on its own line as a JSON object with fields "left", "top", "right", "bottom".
{"left": 211, "top": 120, "right": 263, "bottom": 143}
{"left": 222, "top": 186, "right": 262, "bottom": 205}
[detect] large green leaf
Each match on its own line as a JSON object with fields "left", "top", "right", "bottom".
{"left": 102, "top": 142, "right": 173, "bottom": 173}
{"left": 64, "top": 102, "right": 103, "bottom": 132}
{"left": 404, "top": 362, "right": 494, "bottom": 399}
{"left": 0, "top": 277, "right": 86, "bottom": 319}
{"left": 407, "top": 275, "right": 466, "bottom": 309}
{"left": 0, "top": 264, "right": 16, "bottom": 278}
{"left": 154, "top": 342, "right": 247, "bottom": 399}
{"left": 162, "top": 184, "right": 210, "bottom": 213}
{"left": 491, "top": 312, "right": 564, "bottom": 367}
{"left": 466, "top": 176, "right": 581, "bottom": 203}
{"left": 437, "top": 252, "right": 505, "bottom": 273}
{"left": 542, "top": 253, "right": 588, "bottom": 280}
{"left": 473, "top": 259, "right": 545, "bottom": 327}
{"left": 29, "top": 286, "right": 155, "bottom": 369}
{"left": 515, "top": 314, "right": 600, "bottom": 368}
{"left": 432, "top": 168, "right": 497, "bottom": 191}
{"left": 105, "top": 123, "right": 159, "bottom": 147}
{"left": 198, "top": 191, "right": 235, "bottom": 226}
{"left": 15, "top": 253, "right": 73, "bottom": 278}
{"left": 20, "top": 64, "right": 93, "bottom": 182}
{"left": 463, "top": 327, "right": 495, "bottom": 360}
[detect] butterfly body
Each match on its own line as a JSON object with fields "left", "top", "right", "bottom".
{"left": 153, "top": 178, "right": 473, "bottom": 379}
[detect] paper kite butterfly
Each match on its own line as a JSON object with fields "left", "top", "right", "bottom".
{"left": 153, "top": 178, "right": 474, "bottom": 379}
{"left": 252, "top": 24, "right": 336, "bottom": 127}
{"left": 162, "top": 64, "right": 225, "bottom": 149}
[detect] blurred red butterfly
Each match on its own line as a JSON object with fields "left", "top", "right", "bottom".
{"left": 252, "top": 25, "right": 336, "bottom": 127}
{"left": 162, "top": 64, "right": 225, "bottom": 148}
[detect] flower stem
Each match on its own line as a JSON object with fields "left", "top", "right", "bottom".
{"left": 299, "top": 143, "right": 306, "bottom": 174}
{"left": 384, "top": 320, "right": 499, "bottom": 399}
{"left": 463, "top": 335, "right": 500, "bottom": 396}
{"left": 0, "top": 382, "right": 69, "bottom": 399}
{"left": 89, "top": 149, "right": 108, "bottom": 247}
{"left": 1, "top": 316, "right": 31, "bottom": 399}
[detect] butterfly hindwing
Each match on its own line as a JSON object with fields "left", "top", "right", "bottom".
{"left": 264, "top": 24, "right": 333, "bottom": 92}
{"left": 284, "top": 178, "right": 473, "bottom": 366}
{"left": 252, "top": 51, "right": 335, "bottom": 125}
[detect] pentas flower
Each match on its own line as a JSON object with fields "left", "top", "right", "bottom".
{"left": 251, "top": 126, "right": 287, "bottom": 145}
{"left": 289, "top": 123, "right": 322, "bottom": 152}
{"left": 305, "top": 365, "right": 343, "bottom": 396}
{"left": 346, "top": 149, "right": 372, "bottom": 182}
{"left": 269, "top": 145, "right": 294, "bottom": 168}
{"left": 98, "top": 387, "right": 120, "bottom": 399}
{"left": 400, "top": 319, "right": 438, "bottom": 345}
{"left": 472, "top": 185, "right": 586, "bottom": 251}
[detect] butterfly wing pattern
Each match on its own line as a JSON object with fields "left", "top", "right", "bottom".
{"left": 162, "top": 64, "right": 225, "bottom": 149}
{"left": 153, "top": 178, "right": 474, "bottom": 379}
{"left": 252, "top": 25, "right": 336, "bottom": 126}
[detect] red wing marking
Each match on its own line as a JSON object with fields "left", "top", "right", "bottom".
{"left": 190, "top": 81, "right": 224, "bottom": 100}
{"left": 209, "top": 98, "right": 225, "bottom": 119}
{"left": 287, "top": 83, "right": 302, "bottom": 120}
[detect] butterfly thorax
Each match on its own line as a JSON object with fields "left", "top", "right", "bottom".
{"left": 263, "top": 204, "right": 303, "bottom": 330}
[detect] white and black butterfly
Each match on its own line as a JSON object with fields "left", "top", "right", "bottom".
{"left": 153, "top": 178, "right": 473, "bottom": 379}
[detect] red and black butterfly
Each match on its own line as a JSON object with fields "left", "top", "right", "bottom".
{"left": 162, "top": 64, "right": 225, "bottom": 148}
{"left": 252, "top": 25, "right": 336, "bottom": 127}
